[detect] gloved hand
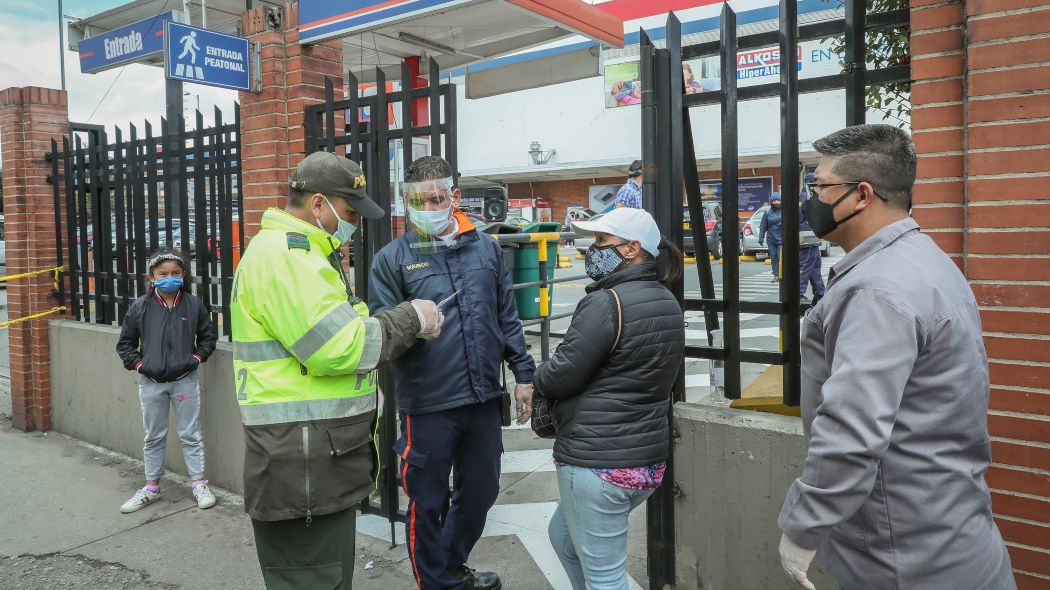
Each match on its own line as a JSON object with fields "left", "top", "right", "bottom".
{"left": 514, "top": 383, "right": 534, "bottom": 425}
{"left": 410, "top": 299, "right": 444, "bottom": 340}
{"left": 759, "top": 240, "right": 764, "bottom": 247}
{"left": 779, "top": 533, "right": 817, "bottom": 590}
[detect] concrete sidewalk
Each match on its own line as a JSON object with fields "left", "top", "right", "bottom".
{"left": 0, "top": 416, "right": 650, "bottom": 589}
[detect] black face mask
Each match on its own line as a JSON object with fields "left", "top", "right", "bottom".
{"left": 770, "top": 202, "right": 781, "bottom": 210}
{"left": 804, "top": 185, "right": 860, "bottom": 239}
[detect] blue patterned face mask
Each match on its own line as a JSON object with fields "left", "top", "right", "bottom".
{"left": 585, "top": 243, "right": 627, "bottom": 281}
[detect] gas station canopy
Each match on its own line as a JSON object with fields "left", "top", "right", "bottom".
{"left": 300, "top": 0, "right": 622, "bottom": 79}
{"left": 68, "top": 0, "right": 623, "bottom": 81}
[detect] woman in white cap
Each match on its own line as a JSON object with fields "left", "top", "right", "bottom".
{"left": 533, "top": 207, "right": 685, "bottom": 589}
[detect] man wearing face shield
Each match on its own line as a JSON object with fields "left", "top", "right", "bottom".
{"left": 776, "top": 125, "right": 1014, "bottom": 590}
{"left": 231, "top": 151, "right": 444, "bottom": 589}
{"left": 369, "top": 156, "right": 535, "bottom": 590}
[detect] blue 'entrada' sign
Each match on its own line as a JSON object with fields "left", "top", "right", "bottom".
{"left": 78, "top": 12, "right": 175, "bottom": 74}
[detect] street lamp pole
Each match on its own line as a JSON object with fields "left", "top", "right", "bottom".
{"left": 58, "top": 0, "right": 66, "bottom": 91}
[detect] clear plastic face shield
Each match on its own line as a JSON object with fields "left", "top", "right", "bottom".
{"left": 402, "top": 177, "right": 457, "bottom": 253}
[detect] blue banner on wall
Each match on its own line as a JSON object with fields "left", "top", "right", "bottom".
{"left": 78, "top": 12, "right": 174, "bottom": 74}
{"left": 165, "top": 22, "right": 254, "bottom": 92}
{"left": 699, "top": 177, "right": 774, "bottom": 213}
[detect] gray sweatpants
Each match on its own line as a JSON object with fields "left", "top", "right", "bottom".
{"left": 139, "top": 370, "right": 205, "bottom": 481}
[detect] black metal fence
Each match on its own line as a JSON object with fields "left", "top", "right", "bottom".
{"left": 303, "top": 58, "right": 458, "bottom": 534}
{"left": 641, "top": 2, "right": 910, "bottom": 585}
{"left": 45, "top": 109, "right": 244, "bottom": 337}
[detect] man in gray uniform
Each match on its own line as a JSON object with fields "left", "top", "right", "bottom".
{"left": 777, "top": 124, "right": 1015, "bottom": 590}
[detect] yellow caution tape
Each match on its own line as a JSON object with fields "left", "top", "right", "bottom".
{"left": 0, "top": 266, "right": 64, "bottom": 290}
{"left": 0, "top": 306, "right": 66, "bottom": 329}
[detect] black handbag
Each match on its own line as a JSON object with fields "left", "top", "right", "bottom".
{"left": 531, "top": 288, "right": 622, "bottom": 439}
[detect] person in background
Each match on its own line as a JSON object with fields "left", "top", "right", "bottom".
{"left": 777, "top": 124, "right": 1015, "bottom": 590}
{"left": 614, "top": 161, "right": 643, "bottom": 209}
{"left": 799, "top": 173, "right": 826, "bottom": 305}
{"left": 536, "top": 207, "right": 685, "bottom": 590}
{"left": 759, "top": 193, "right": 783, "bottom": 282}
{"left": 564, "top": 209, "right": 576, "bottom": 248}
{"left": 231, "top": 151, "right": 442, "bottom": 589}
{"left": 683, "top": 63, "right": 703, "bottom": 94}
{"left": 370, "top": 156, "right": 535, "bottom": 590}
{"left": 116, "top": 249, "right": 217, "bottom": 514}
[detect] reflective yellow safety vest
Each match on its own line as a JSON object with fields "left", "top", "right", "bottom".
{"left": 231, "top": 208, "right": 381, "bottom": 426}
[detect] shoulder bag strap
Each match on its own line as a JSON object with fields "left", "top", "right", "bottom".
{"left": 607, "top": 288, "right": 623, "bottom": 354}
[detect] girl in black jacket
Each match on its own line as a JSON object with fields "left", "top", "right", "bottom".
{"left": 115, "top": 250, "right": 217, "bottom": 514}
{"left": 534, "top": 208, "right": 685, "bottom": 590}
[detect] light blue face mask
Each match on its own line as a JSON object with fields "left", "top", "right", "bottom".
{"left": 408, "top": 204, "right": 453, "bottom": 236}
{"left": 317, "top": 196, "right": 357, "bottom": 244}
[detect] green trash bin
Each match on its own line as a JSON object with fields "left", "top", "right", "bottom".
{"left": 513, "top": 222, "right": 562, "bottom": 320}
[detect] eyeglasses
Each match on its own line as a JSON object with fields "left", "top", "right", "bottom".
{"left": 805, "top": 181, "right": 888, "bottom": 202}
{"left": 805, "top": 181, "right": 861, "bottom": 200}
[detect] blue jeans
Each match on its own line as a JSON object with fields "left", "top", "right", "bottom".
{"left": 549, "top": 464, "right": 654, "bottom": 590}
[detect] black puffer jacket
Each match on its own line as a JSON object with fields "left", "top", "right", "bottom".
{"left": 116, "top": 290, "right": 217, "bottom": 383}
{"left": 534, "top": 262, "right": 684, "bottom": 468}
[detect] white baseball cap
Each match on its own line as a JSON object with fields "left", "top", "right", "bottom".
{"left": 573, "top": 208, "right": 661, "bottom": 258}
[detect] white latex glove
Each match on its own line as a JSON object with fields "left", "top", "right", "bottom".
{"left": 514, "top": 383, "right": 534, "bottom": 425}
{"left": 779, "top": 533, "right": 817, "bottom": 590}
{"left": 410, "top": 299, "right": 444, "bottom": 340}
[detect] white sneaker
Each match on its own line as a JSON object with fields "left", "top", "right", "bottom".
{"left": 192, "top": 482, "right": 216, "bottom": 509}
{"left": 121, "top": 486, "right": 161, "bottom": 514}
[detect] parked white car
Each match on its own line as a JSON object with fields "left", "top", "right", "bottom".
{"left": 740, "top": 206, "right": 831, "bottom": 257}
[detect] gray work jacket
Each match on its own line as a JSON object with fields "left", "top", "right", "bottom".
{"left": 779, "top": 218, "right": 1016, "bottom": 590}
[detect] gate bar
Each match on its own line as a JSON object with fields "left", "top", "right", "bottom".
{"left": 844, "top": 0, "right": 867, "bottom": 126}
{"left": 779, "top": 0, "right": 802, "bottom": 406}
{"left": 720, "top": 3, "right": 742, "bottom": 399}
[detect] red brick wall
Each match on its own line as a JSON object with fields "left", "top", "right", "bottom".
{"left": 0, "top": 87, "right": 70, "bottom": 432}
{"left": 911, "top": 1, "right": 1050, "bottom": 586}
{"left": 239, "top": 1, "right": 344, "bottom": 241}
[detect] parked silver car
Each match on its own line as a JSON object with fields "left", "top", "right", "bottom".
{"left": 740, "top": 206, "right": 831, "bottom": 257}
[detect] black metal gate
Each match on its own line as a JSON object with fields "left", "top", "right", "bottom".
{"left": 46, "top": 109, "right": 244, "bottom": 337}
{"left": 303, "top": 58, "right": 458, "bottom": 535}
{"left": 641, "top": 2, "right": 910, "bottom": 586}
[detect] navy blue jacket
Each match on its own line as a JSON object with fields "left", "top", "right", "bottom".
{"left": 369, "top": 212, "right": 535, "bottom": 414}
{"left": 760, "top": 205, "right": 782, "bottom": 245}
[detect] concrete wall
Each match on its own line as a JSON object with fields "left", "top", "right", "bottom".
{"left": 49, "top": 320, "right": 245, "bottom": 494}
{"left": 673, "top": 403, "right": 837, "bottom": 590}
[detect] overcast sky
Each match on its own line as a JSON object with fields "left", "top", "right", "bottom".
{"left": 0, "top": 0, "right": 239, "bottom": 134}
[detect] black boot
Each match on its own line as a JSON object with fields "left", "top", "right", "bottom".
{"left": 449, "top": 565, "right": 502, "bottom": 590}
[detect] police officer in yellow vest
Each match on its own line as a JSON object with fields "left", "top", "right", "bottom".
{"left": 232, "top": 151, "right": 445, "bottom": 589}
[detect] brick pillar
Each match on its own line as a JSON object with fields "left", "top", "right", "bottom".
{"left": 911, "top": 1, "right": 1050, "bottom": 586}
{"left": 239, "top": 1, "right": 344, "bottom": 240}
{"left": 0, "top": 87, "right": 70, "bottom": 432}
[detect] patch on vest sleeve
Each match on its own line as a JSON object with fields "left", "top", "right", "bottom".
{"left": 286, "top": 232, "right": 311, "bottom": 252}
